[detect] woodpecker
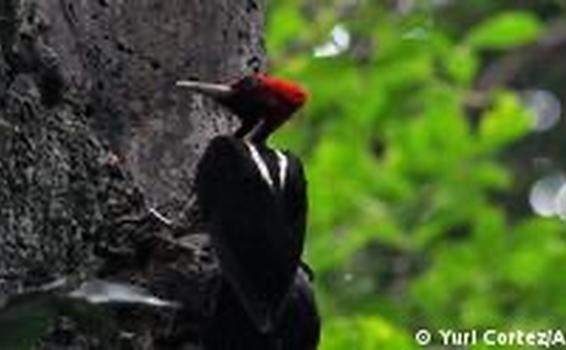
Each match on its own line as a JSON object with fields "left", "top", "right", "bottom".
{"left": 189, "top": 73, "right": 318, "bottom": 347}
{"left": 196, "top": 136, "right": 308, "bottom": 334}
{"left": 176, "top": 74, "right": 308, "bottom": 143}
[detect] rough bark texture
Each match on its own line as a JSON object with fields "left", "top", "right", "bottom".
{"left": 0, "top": 0, "right": 264, "bottom": 348}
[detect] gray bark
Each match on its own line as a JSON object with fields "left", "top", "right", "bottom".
{"left": 0, "top": 0, "right": 264, "bottom": 348}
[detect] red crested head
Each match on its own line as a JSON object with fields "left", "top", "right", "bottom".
{"left": 224, "top": 74, "right": 308, "bottom": 121}
{"left": 177, "top": 73, "right": 308, "bottom": 141}
{"left": 253, "top": 74, "right": 308, "bottom": 111}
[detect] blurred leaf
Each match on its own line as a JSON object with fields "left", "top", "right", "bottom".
{"left": 466, "top": 11, "right": 542, "bottom": 49}
{"left": 443, "top": 45, "right": 479, "bottom": 85}
{"left": 478, "top": 92, "right": 531, "bottom": 151}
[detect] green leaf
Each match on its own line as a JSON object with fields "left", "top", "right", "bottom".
{"left": 478, "top": 92, "right": 531, "bottom": 151}
{"left": 466, "top": 12, "right": 542, "bottom": 49}
{"left": 444, "top": 46, "right": 479, "bottom": 85}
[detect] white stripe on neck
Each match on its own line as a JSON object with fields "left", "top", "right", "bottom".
{"left": 275, "top": 150, "right": 288, "bottom": 190}
{"left": 245, "top": 142, "right": 275, "bottom": 189}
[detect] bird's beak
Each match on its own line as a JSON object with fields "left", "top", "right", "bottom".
{"left": 176, "top": 80, "right": 234, "bottom": 97}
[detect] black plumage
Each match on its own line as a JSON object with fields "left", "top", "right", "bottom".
{"left": 196, "top": 136, "right": 307, "bottom": 333}
{"left": 203, "top": 264, "right": 320, "bottom": 350}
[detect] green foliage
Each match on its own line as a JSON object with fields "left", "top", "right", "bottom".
{"left": 478, "top": 92, "right": 532, "bottom": 151}
{"left": 267, "top": 2, "right": 565, "bottom": 349}
{"left": 466, "top": 11, "right": 543, "bottom": 50}
{"left": 321, "top": 316, "right": 417, "bottom": 350}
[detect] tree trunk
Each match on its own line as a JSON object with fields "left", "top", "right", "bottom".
{"left": 0, "top": 0, "right": 264, "bottom": 348}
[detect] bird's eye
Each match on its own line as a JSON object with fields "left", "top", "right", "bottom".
{"left": 236, "top": 76, "right": 260, "bottom": 91}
